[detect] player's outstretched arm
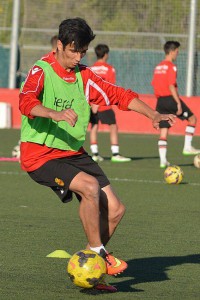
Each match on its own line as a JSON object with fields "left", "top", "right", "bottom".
{"left": 127, "top": 97, "right": 176, "bottom": 130}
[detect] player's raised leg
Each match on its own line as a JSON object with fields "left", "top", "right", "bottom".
{"left": 97, "top": 185, "right": 128, "bottom": 276}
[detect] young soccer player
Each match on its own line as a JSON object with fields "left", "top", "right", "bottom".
{"left": 90, "top": 44, "right": 131, "bottom": 162}
{"left": 152, "top": 41, "right": 200, "bottom": 168}
{"left": 19, "top": 18, "right": 175, "bottom": 292}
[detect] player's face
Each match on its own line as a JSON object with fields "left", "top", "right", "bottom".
{"left": 56, "top": 41, "right": 88, "bottom": 71}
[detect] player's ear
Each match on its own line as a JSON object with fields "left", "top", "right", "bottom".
{"left": 57, "top": 40, "right": 63, "bottom": 51}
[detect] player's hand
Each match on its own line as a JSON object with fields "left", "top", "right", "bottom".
{"left": 91, "top": 104, "right": 99, "bottom": 114}
{"left": 50, "top": 109, "right": 78, "bottom": 127}
{"left": 152, "top": 112, "right": 176, "bottom": 130}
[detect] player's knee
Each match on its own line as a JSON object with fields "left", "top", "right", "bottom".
{"left": 189, "top": 114, "right": 197, "bottom": 125}
{"left": 119, "top": 202, "right": 126, "bottom": 218}
{"left": 111, "top": 202, "right": 126, "bottom": 223}
{"left": 83, "top": 177, "right": 100, "bottom": 200}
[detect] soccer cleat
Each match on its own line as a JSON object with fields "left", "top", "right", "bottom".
{"left": 99, "top": 249, "right": 128, "bottom": 276}
{"left": 92, "top": 154, "right": 104, "bottom": 162}
{"left": 182, "top": 147, "right": 200, "bottom": 155}
{"left": 160, "top": 161, "right": 170, "bottom": 168}
{"left": 94, "top": 277, "right": 117, "bottom": 292}
{"left": 111, "top": 155, "right": 131, "bottom": 162}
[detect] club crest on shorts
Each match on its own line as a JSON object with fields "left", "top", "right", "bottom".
{"left": 55, "top": 177, "right": 64, "bottom": 186}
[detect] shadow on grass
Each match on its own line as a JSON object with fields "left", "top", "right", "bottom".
{"left": 102, "top": 156, "right": 159, "bottom": 161}
{"left": 115, "top": 254, "right": 200, "bottom": 292}
{"left": 178, "top": 163, "right": 194, "bottom": 167}
{"left": 80, "top": 254, "right": 200, "bottom": 294}
{"left": 102, "top": 157, "right": 195, "bottom": 167}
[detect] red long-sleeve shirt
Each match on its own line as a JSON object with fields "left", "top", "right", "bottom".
{"left": 19, "top": 52, "right": 138, "bottom": 172}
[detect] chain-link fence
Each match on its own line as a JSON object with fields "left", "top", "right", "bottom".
{"left": 0, "top": 0, "right": 200, "bottom": 95}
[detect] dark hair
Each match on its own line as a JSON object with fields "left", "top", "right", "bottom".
{"left": 94, "top": 44, "right": 109, "bottom": 59}
{"left": 164, "top": 41, "right": 180, "bottom": 54}
{"left": 58, "top": 17, "right": 95, "bottom": 50}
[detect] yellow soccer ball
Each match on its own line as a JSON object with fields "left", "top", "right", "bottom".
{"left": 164, "top": 165, "right": 184, "bottom": 184}
{"left": 67, "top": 249, "right": 106, "bottom": 288}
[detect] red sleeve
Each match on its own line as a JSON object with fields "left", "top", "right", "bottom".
{"left": 81, "top": 66, "right": 138, "bottom": 111}
{"left": 19, "top": 66, "right": 44, "bottom": 118}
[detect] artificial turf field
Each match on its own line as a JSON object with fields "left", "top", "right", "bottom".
{"left": 0, "top": 129, "right": 199, "bottom": 300}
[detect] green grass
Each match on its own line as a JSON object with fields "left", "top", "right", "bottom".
{"left": 0, "top": 129, "right": 200, "bottom": 300}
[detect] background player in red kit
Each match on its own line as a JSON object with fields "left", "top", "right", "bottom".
{"left": 89, "top": 44, "right": 131, "bottom": 162}
{"left": 50, "top": 35, "right": 58, "bottom": 52}
{"left": 151, "top": 40, "right": 200, "bottom": 168}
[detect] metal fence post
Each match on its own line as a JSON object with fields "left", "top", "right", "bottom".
{"left": 186, "top": 0, "right": 197, "bottom": 96}
{"left": 8, "top": 0, "right": 20, "bottom": 89}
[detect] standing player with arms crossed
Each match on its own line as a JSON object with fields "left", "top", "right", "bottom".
{"left": 19, "top": 18, "right": 175, "bottom": 292}
{"left": 152, "top": 41, "right": 200, "bottom": 168}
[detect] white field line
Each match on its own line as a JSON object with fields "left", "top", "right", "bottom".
{"left": 0, "top": 171, "right": 200, "bottom": 186}
{"left": 0, "top": 171, "right": 26, "bottom": 175}
{"left": 110, "top": 177, "right": 200, "bottom": 186}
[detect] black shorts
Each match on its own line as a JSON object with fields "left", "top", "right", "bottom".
{"left": 90, "top": 109, "right": 116, "bottom": 126}
{"left": 28, "top": 152, "right": 110, "bottom": 203}
{"left": 156, "top": 96, "right": 193, "bottom": 128}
